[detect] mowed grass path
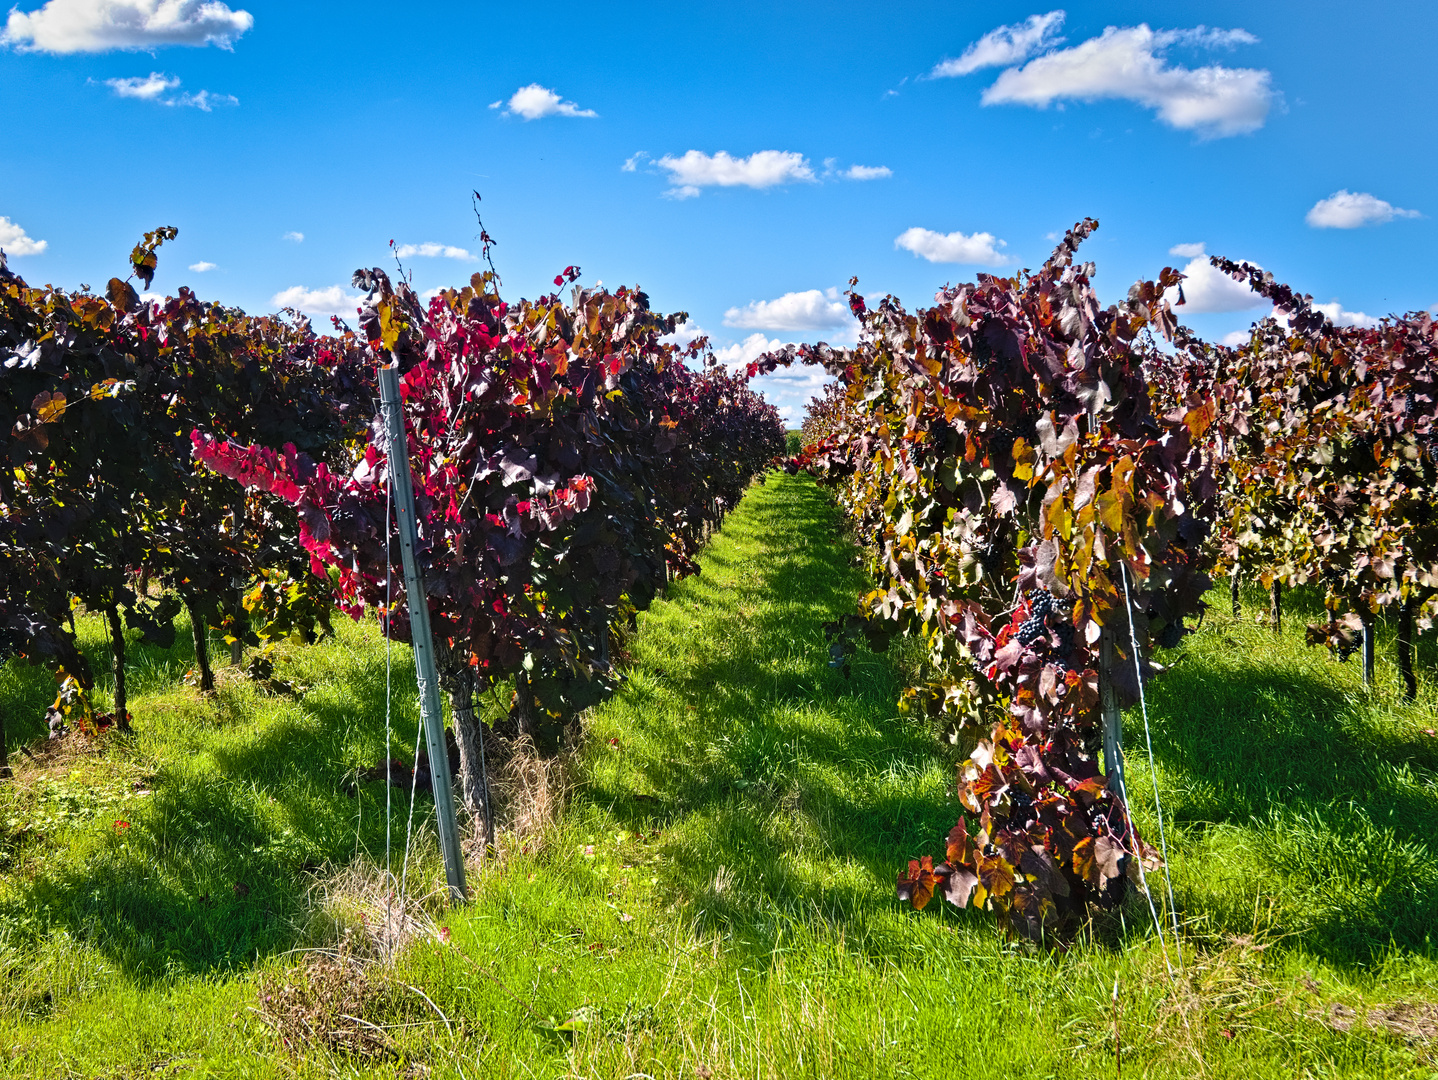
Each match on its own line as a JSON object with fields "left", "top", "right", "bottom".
{"left": 1, "top": 472, "right": 1435, "bottom": 1077}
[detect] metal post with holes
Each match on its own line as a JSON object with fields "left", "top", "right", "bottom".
{"left": 379, "top": 362, "right": 468, "bottom": 903}
{"left": 1099, "top": 625, "right": 1127, "bottom": 801}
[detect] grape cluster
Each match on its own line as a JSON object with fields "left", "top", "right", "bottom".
{"left": 1016, "top": 588, "right": 1056, "bottom": 646}
{"left": 1007, "top": 788, "right": 1035, "bottom": 824}
{"left": 1016, "top": 614, "right": 1047, "bottom": 646}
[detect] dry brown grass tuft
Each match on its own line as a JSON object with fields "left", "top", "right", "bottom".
{"left": 474, "top": 731, "right": 577, "bottom": 861}
{"left": 255, "top": 945, "right": 415, "bottom": 1061}
{"left": 297, "top": 861, "right": 447, "bottom": 962}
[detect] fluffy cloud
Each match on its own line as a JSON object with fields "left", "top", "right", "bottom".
{"left": 895, "top": 226, "right": 1011, "bottom": 266}
{"left": 1163, "top": 248, "right": 1266, "bottom": 313}
{"left": 1219, "top": 330, "right": 1251, "bottom": 347}
{"left": 105, "top": 71, "right": 175, "bottom": 99}
{"left": 0, "top": 216, "right": 47, "bottom": 256}
{"left": 755, "top": 367, "right": 835, "bottom": 427}
{"left": 980, "top": 23, "right": 1275, "bottom": 138}
{"left": 495, "top": 83, "right": 596, "bottom": 120}
{"left": 1305, "top": 190, "right": 1420, "bottom": 229}
{"left": 712, "top": 332, "right": 786, "bottom": 369}
{"left": 656, "top": 150, "right": 815, "bottom": 199}
{"left": 282, "top": 231, "right": 303, "bottom": 243}
{"left": 707, "top": 333, "right": 839, "bottom": 426}
{"left": 271, "top": 285, "right": 361, "bottom": 317}
{"left": 3, "top": 0, "right": 253, "bottom": 53}
{"left": 1168, "top": 241, "right": 1206, "bottom": 258}
{"left": 724, "top": 288, "right": 854, "bottom": 332}
{"left": 188, "top": 260, "right": 215, "bottom": 272}
{"left": 659, "top": 318, "right": 706, "bottom": 347}
{"left": 104, "top": 72, "right": 236, "bottom": 109}
{"left": 394, "top": 242, "right": 477, "bottom": 261}
{"left": 1312, "top": 301, "right": 1379, "bottom": 329}
{"left": 931, "top": 10, "right": 1065, "bottom": 77}
{"left": 843, "top": 164, "right": 892, "bottom": 180}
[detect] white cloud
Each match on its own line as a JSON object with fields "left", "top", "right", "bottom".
{"left": 1305, "top": 190, "right": 1420, "bottom": 229}
{"left": 710, "top": 333, "right": 842, "bottom": 426}
{"left": 0, "top": 216, "right": 48, "bottom": 256}
{"left": 271, "top": 285, "right": 361, "bottom": 317}
{"left": 104, "top": 72, "right": 235, "bottom": 109}
{"left": 501, "top": 83, "right": 596, "bottom": 120}
{"left": 1168, "top": 241, "right": 1206, "bottom": 258}
{"left": 895, "top": 226, "right": 1011, "bottom": 266}
{"left": 713, "top": 332, "right": 787, "bottom": 370}
{"left": 3, "top": 0, "right": 253, "bottom": 53}
{"left": 660, "top": 318, "right": 706, "bottom": 347}
{"left": 188, "top": 260, "right": 215, "bottom": 272}
{"left": 282, "top": 231, "right": 303, "bottom": 243}
{"left": 981, "top": 23, "right": 1275, "bottom": 138}
{"left": 931, "top": 10, "right": 1065, "bottom": 78}
{"left": 724, "top": 288, "right": 855, "bottom": 332}
{"left": 1312, "top": 301, "right": 1379, "bottom": 329}
{"left": 1220, "top": 330, "right": 1250, "bottom": 347}
{"left": 394, "top": 242, "right": 477, "bottom": 262}
{"left": 843, "top": 164, "right": 892, "bottom": 180}
{"left": 172, "top": 88, "right": 235, "bottom": 110}
{"left": 1164, "top": 255, "right": 1266, "bottom": 313}
{"left": 621, "top": 151, "right": 647, "bottom": 172}
{"left": 104, "top": 70, "right": 175, "bottom": 99}
{"left": 750, "top": 362, "right": 836, "bottom": 426}
{"left": 655, "top": 150, "right": 815, "bottom": 198}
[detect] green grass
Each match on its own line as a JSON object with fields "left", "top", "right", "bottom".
{"left": 1, "top": 471, "right": 1435, "bottom": 1077}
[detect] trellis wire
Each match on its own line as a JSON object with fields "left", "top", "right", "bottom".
{"left": 384, "top": 424, "right": 393, "bottom": 959}
{"left": 1120, "top": 561, "right": 1183, "bottom": 973}
{"left": 1105, "top": 632, "right": 1174, "bottom": 979}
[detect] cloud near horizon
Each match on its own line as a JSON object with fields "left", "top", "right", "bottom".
{"left": 1163, "top": 247, "right": 1266, "bottom": 313}
{"left": 724, "top": 288, "right": 854, "bottom": 332}
{"left": 271, "top": 285, "right": 361, "bottom": 317}
{"left": 1311, "top": 300, "right": 1379, "bottom": 328}
{"left": 394, "top": 242, "right": 477, "bottom": 261}
{"left": 3, "top": 0, "right": 253, "bottom": 53}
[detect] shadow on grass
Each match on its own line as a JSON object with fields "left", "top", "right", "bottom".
{"left": 1145, "top": 623, "right": 1438, "bottom": 968}
{"left": 0, "top": 614, "right": 434, "bottom": 984}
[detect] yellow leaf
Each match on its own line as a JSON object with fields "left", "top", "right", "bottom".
{"left": 1097, "top": 490, "right": 1125, "bottom": 535}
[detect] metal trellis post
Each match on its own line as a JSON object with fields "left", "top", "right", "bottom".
{"left": 379, "top": 361, "right": 468, "bottom": 903}
{"left": 1099, "top": 624, "right": 1127, "bottom": 802}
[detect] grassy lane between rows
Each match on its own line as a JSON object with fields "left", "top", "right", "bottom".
{"left": 1, "top": 471, "right": 1435, "bottom": 1077}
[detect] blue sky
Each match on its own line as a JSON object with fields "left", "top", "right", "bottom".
{"left": 3, "top": 1, "right": 1435, "bottom": 423}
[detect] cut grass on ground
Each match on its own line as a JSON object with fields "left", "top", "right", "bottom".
{"left": 1, "top": 471, "right": 1436, "bottom": 1077}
